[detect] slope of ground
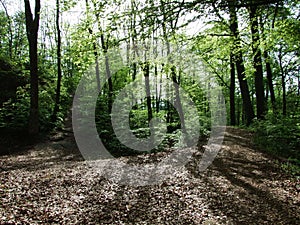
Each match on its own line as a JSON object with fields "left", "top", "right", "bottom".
{"left": 0, "top": 126, "right": 299, "bottom": 224}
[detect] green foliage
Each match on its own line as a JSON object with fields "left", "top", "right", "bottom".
{"left": 280, "top": 160, "right": 300, "bottom": 176}
{"left": 0, "top": 50, "right": 72, "bottom": 131}
{"left": 253, "top": 115, "right": 300, "bottom": 160}
{"left": 96, "top": 96, "right": 139, "bottom": 157}
{"left": 0, "top": 57, "right": 29, "bottom": 129}
{"left": 94, "top": 66, "right": 191, "bottom": 156}
{"left": 0, "top": 86, "right": 30, "bottom": 129}
{"left": 0, "top": 0, "right": 298, "bottom": 163}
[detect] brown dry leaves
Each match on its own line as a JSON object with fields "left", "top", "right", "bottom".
{"left": 0, "top": 127, "right": 299, "bottom": 224}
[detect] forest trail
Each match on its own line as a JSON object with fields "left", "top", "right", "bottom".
{"left": 0, "top": 124, "right": 299, "bottom": 224}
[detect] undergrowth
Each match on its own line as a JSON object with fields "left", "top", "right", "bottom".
{"left": 252, "top": 114, "right": 300, "bottom": 176}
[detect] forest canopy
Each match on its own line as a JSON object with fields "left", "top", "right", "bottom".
{"left": 0, "top": 0, "right": 299, "bottom": 160}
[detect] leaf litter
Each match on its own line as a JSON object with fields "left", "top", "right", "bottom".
{"left": 0, "top": 127, "right": 299, "bottom": 224}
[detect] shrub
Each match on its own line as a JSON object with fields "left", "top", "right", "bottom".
{"left": 253, "top": 114, "right": 300, "bottom": 160}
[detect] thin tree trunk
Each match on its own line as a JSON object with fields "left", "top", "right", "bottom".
{"left": 281, "top": 73, "right": 286, "bottom": 116}
{"left": 160, "top": 0, "right": 172, "bottom": 124}
{"left": 265, "top": 77, "right": 269, "bottom": 102}
{"left": 264, "top": 50, "right": 276, "bottom": 112}
{"left": 157, "top": 66, "right": 163, "bottom": 113}
{"left": 132, "top": 62, "right": 137, "bottom": 81}
{"left": 86, "top": 0, "right": 100, "bottom": 92}
{"left": 0, "top": 0, "right": 13, "bottom": 58}
{"left": 100, "top": 33, "right": 113, "bottom": 113}
{"left": 14, "top": 17, "right": 22, "bottom": 59}
{"left": 52, "top": 0, "right": 62, "bottom": 123}
{"left": 260, "top": 13, "right": 276, "bottom": 114}
{"left": 92, "top": 42, "right": 101, "bottom": 92}
{"left": 24, "top": 0, "right": 40, "bottom": 135}
{"left": 237, "top": 95, "right": 241, "bottom": 126}
{"left": 105, "top": 53, "right": 113, "bottom": 113}
{"left": 92, "top": 0, "right": 113, "bottom": 113}
{"left": 131, "top": 0, "right": 138, "bottom": 81}
{"left": 143, "top": 62, "right": 153, "bottom": 123}
{"left": 171, "top": 66, "right": 186, "bottom": 134}
{"left": 229, "top": 1, "right": 255, "bottom": 125}
{"left": 278, "top": 49, "right": 286, "bottom": 116}
{"left": 298, "top": 76, "right": 300, "bottom": 95}
{"left": 249, "top": 5, "right": 265, "bottom": 119}
{"left": 230, "top": 53, "right": 236, "bottom": 126}
{"left": 155, "top": 64, "right": 160, "bottom": 113}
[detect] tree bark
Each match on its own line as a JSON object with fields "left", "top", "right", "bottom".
{"left": 24, "top": 0, "right": 40, "bottom": 135}
{"left": 278, "top": 49, "right": 286, "bottom": 116}
{"left": 229, "top": 1, "right": 255, "bottom": 125}
{"left": 171, "top": 66, "right": 186, "bottom": 134}
{"left": 143, "top": 62, "right": 153, "bottom": 124}
{"left": 230, "top": 53, "right": 236, "bottom": 126}
{"left": 249, "top": 5, "right": 266, "bottom": 119}
{"left": 99, "top": 30, "right": 113, "bottom": 113}
{"left": 131, "top": 0, "right": 138, "bottom": 81}
{"left": 86, "top": 0, "right": 101, "bottom": 92}
{"left": 264, "top": 50, "right": 276, "bottom": 112}
{"left": 52, "top": 0, "right": 62, "bottom": 123}
{"left": 155, "top": 64, "right": 160, "bottom": 113}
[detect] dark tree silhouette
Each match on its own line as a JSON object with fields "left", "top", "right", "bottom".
{"left": 24, "top": 0, "right": 41, "bottom": 135}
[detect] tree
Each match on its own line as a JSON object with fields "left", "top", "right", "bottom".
{"left": 259, "top": 7, "right": 277, "bottom": 113}
{"left": 90, "top": 0, "right": 114, "bottom": 113}
{"left": 85, "top": 0, "right": 101, "bottom": 92}
{"left": 0, "top": 0, "right": 13, "bottom": 58}
{"left": 228, "top": 1, "right": 255, "bottom": 125}
{"left": 12, "top": 11, "right": 27, "bottom": 62}
{"left": 52, "top": 0, "right": 62, "bottom": 123}
{"left": 24, "top": 0, "right": 41, "bottom": 135}
{"left": 143, "top": 62, "right": 153, "bottom": 123}
{"left": 230, "top": 52, "right": 236, "bottom": 125}
{"left": 249, "top": 4, "right": 266, "bottom": 119}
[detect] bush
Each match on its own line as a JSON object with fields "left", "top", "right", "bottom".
{"left": 253, "top": 114, "right": 300, "bottom": 160}
{"left": 0, "top": 86, "right": 30, "bottom": 129}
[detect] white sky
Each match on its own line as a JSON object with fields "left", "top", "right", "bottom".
{"left": 2, "top": 0, "right": 202, "bottom": 37}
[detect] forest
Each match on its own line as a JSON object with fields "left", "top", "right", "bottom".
{"left": 0, "top": 0, "right": 300, "bottom": 224}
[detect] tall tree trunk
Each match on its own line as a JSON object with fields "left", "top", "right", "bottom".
{"left": 105, "top": 53, "right": 113, "bottom": 113}
{"left": 131, "top": 0, "right": 138, "bottom": 81}
{"left": 160, "top": 0, "right": 172, "bottom": 124}
{"left": 281, "top": 73, "right": 286, "bottom": 116}
{"left": 155, "top": 64, "right": 160, "bottom": 113}
{"left": 92, "top": 42, "right": 101, "bottom": 92}
{"left": 86, "top": 0, "right": 100, "bottom": 92}
{"left": 171, "top": 66, "right": 186, "bottom": 134}
{"left": 143, "top": 62, "right": 153, "bottom": 124}
{"left": 298, "top": 76, "right": 300, "bottom": 95}
{"left": 260, "top": 13, "right": 276, "bottom": 114}
{"left": 24, "top": 0, "right": 40, "bottom": 135}
{"left": 264, "top": 50, "right": 276, "bottom": 112}
{"left": 0, "top": 0, "right": 13, "bottom": 58}
{"left": 230, "top": 53, "right": 236, "bottom": 126}
{"left": 229, "top": 1, "right": 255, "bottom": 125}
{"left": 52, "top": 0, "right": 62, "bottom": 123}
{"left": 237, "top": 95, "right": 241, "bottom": 126}
{"left": 14, "top": 17, "right": 24, "bottom": 60}
{"left": 92, "top": 1, "right": 113, "bottom": 112}
{"left": 92, "top": 0, "right": 113, "bottom": 113}
{"left": 100, "top": 33, "right": 113, "bottom": 113}
{"left": 132, "top": 62, "right": 137, "bottom": 81}
{"left": 278, "top": 49, "right": 286, "bottom": 116}
{"left": 249, "top": 5, "right": 265, "bottom": 119}
{"left": 157, "top": 66, "right": 163, "bottom": 113}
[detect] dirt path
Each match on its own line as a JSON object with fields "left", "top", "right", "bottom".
{"left": 0, "top": 127, "right": 299, "bottom": 224}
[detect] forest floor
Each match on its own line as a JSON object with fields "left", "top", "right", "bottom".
{"left": 0, "top": 118, "right": 299, "bottom": 224}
